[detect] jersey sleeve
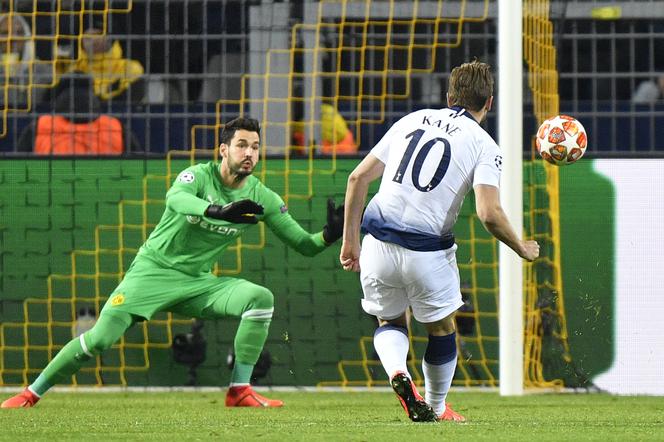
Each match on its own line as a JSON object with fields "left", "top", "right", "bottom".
{"left": 260, "top": 188, "right": 327, "bottom": 257}
{"left": 473, "top": 137, "right": 502, "bottom": 188}
{"left": 165, "top": 167, "right": 211, "bottom": 216}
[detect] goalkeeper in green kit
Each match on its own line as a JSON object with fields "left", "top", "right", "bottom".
{"left": 2, "top": 117, "right": 344, "bottom": 409}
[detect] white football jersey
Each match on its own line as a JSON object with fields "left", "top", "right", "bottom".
{"left": 361, "top": 106, "right": 502, "bottom": 251}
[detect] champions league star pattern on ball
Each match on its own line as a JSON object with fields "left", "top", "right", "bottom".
{"left": 536, "top": 115, "right": 588, "bottom": 166}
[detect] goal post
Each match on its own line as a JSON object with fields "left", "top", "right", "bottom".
{"left": 498, "top": 0, "right": 524, "bottom": 396}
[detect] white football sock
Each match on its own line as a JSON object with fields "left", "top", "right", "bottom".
{"left": 373, "top": 326, "right": 410, "bottom": 379}
{"left": 423, "top": 355, "right": 457, "bottom": 416}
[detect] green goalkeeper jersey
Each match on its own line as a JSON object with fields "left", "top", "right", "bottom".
{"left": 137, "top": 161, "right": 327, "bottom": 275}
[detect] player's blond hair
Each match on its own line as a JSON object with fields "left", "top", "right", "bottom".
{"left": 447, "top": 60, "right": 494, "bottom": 112}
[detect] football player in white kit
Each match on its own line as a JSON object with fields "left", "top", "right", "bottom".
{"left": 340, "top": 61, "right": 540, "bottom": 422}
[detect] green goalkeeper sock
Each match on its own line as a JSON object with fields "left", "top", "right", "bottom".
{"left": 231, "top": 318, "right": 270, "bottom": 385}
{"left": 230, "top": 362, "right": 255, "bottom": 385}
{"left": 29, "top": 311, "right": 131, "bottom": 396}
{"left": 29, "top": 336, "right": 91, "bottom": 396}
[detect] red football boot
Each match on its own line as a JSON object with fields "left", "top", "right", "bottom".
{"left": 439, "top": 403, "right": 466, "bottom": 422}
{"left": 225, "top": 385, "right": 284, "bottom": 407}
{"left": 1, "top": 388, "right": 40, "bottom": 409}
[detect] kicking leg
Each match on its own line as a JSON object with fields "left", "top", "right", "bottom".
{"left": 373, "top": 314, "right": 411, "bottom": 379}
{"left": 1, "top": 310, "right": 132, "bottom": 408}
{"left": 374, "top": 314, "right": 437, "bottom": 422}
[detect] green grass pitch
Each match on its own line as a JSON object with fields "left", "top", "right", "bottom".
{"left": 0, "top": 391, "right": 663, "bottom": 441}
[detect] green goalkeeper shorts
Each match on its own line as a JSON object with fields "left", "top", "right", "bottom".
{"left": 101, "top": 255, "right": 263, "bottom": 320}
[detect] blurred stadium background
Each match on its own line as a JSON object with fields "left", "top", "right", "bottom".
{"left": 0, "top": 0, "right": 662, "bottom": 393}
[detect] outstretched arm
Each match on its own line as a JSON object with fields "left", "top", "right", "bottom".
{"left": 264, "top": 197, "right": 344, "bottom": 257}
{"left": 265, "top": 213, "right": 326, "bottom": 257}
{"left": 340, "top": 154, "right": 385, "bottom": 272}
{"left": 261, "top": 188, "right": 344, "bottom": 256}
{"left": 473, "top": 184, "right": 539, "bottom": 261}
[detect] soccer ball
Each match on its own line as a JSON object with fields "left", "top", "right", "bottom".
{"left": 535, "top": 115, "right": 587, "bottom": 166}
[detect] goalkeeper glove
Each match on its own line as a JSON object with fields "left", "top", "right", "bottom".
{"left": 322, "top": 198, "right": 344, "bottom": 244}
{"left": 204, "top": 199, "right": 264, "bottom": 224}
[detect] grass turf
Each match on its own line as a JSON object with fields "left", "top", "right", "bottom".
{"left": 1, "top": 391, "right": 663, "bottom": 441}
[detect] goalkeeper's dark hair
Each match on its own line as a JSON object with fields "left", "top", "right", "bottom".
{"left": 447, "top": 60, "right": 494, "bottom": 112}
{"left": 220, "top": 117, "right": 261, "bottom": 145}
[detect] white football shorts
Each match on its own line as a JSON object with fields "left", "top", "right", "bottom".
{"left": 359, "top": 234, "right": 464, "bottom": 323}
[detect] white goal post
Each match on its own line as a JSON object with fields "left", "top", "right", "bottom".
{"left": 498, "top": 0, "right": 524, "bottom": 396}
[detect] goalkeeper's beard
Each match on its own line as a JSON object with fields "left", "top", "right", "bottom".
{"left": 228, "top": 159, "right": 255, "bottom": 179}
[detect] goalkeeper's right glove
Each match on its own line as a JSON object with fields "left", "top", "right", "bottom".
{"left": 204, "top": 199, "right": 264, "bottom": 224}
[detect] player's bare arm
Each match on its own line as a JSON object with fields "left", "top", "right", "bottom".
{"left": 474, "top": 183, "right": 539, "bottom": 261}
{"left": 340, "top": 153, "right": 385, "bottom": 272}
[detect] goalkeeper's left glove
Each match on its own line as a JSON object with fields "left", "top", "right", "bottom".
{"left": 322, "top": 198, "right": 344, "bottom": 244}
